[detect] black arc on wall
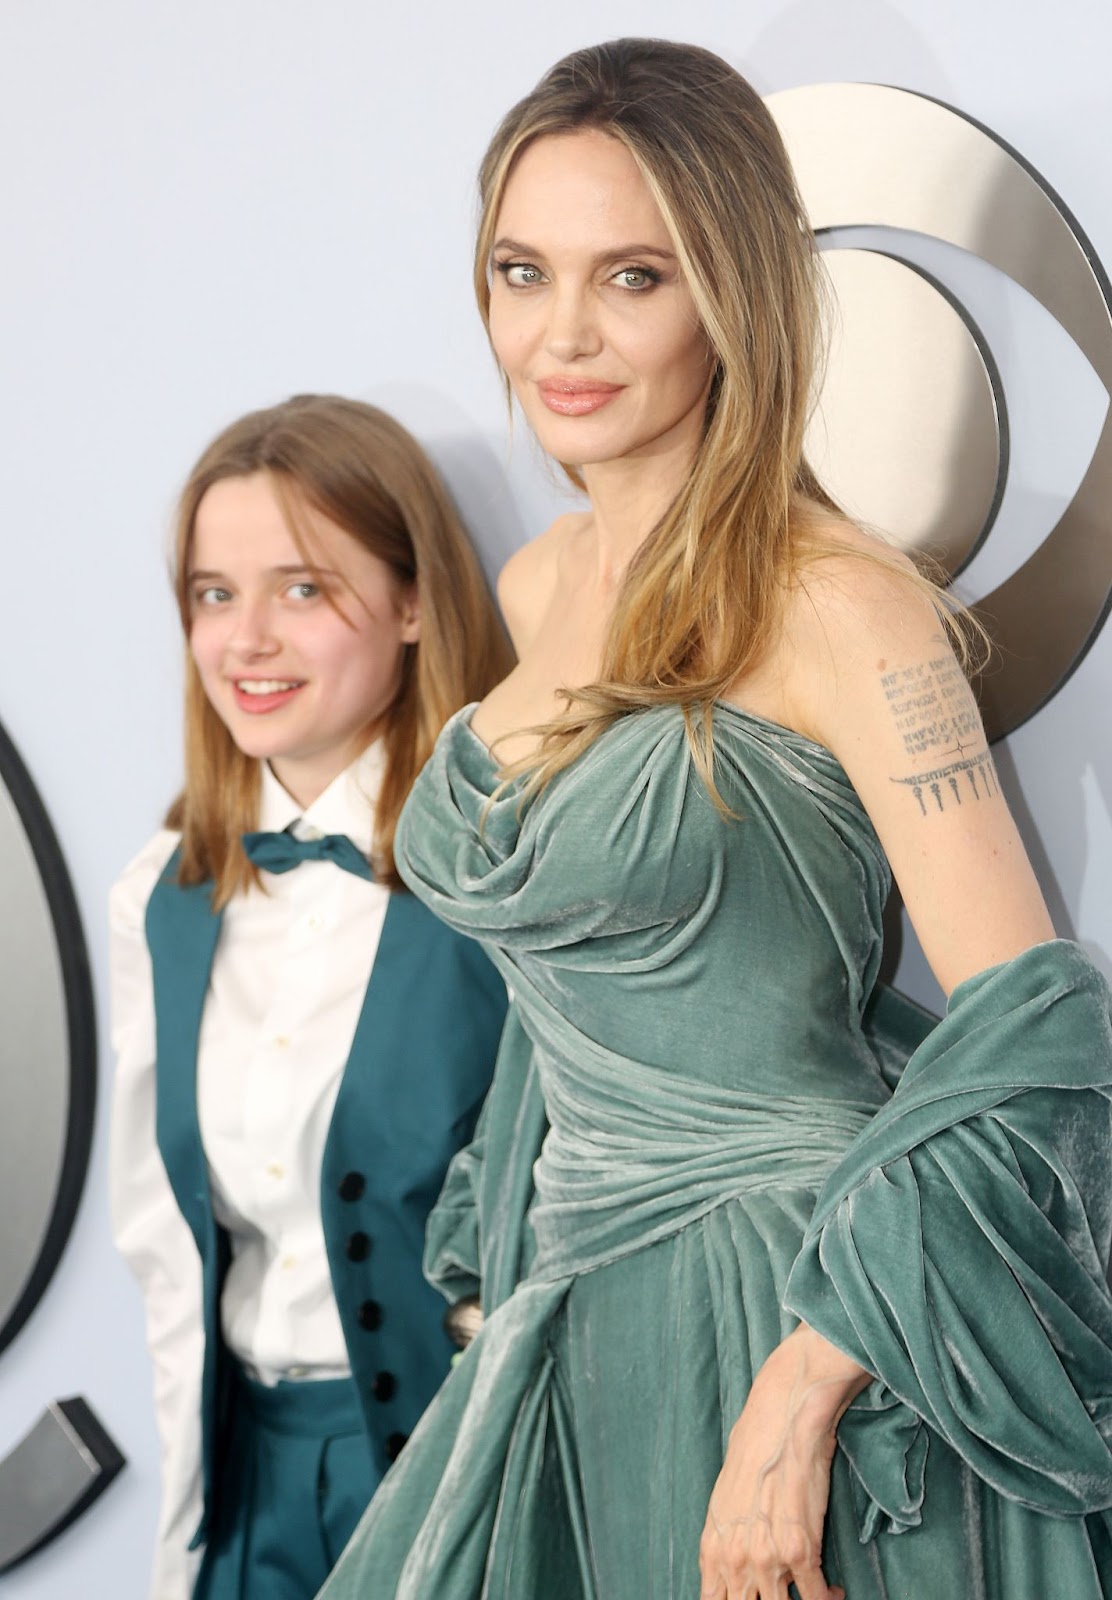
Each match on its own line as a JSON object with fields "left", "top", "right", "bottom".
{"left": 0, "top": 716, "right": 124, "bottom": 1571}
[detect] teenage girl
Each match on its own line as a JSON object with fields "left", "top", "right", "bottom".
{"left": 109, "top": 395, "right": 513, "bottom": 1599}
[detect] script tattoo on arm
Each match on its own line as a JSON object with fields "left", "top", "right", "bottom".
{"left": 882, "top": 649, "right": 998, "bottom": 817}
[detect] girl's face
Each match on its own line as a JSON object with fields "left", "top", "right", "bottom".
{"left": 188, "top": 472, "right": 419, "bottom": 808}
{"left": 488, "top": 129, "right": 715, "bottom": 474}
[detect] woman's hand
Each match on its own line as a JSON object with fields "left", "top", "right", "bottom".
{"left": 698, "top": 1323, "right": 871, "bottom": 1600}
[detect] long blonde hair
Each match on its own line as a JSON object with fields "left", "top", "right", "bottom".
{"left": 476, "top": 38, "right": 968, "bottom": 796}
{"left": 167, "top": 395, "right": 513, "bottom": 901}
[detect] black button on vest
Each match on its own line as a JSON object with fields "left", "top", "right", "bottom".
{"left": 357, "top": 1299, "right": 383, "bottom": 1331}
{"left": 373, "top": 1371, "right": 397, "bottom": 1402}
{"left": 338, "top": 1171, "right": 366, "bottom": 1202}
{"left": 345, "top": 1231, "right": 372, "bottom": 1262}
{"left": 385, "top": 1431, "right": 408, "bottom": 1461}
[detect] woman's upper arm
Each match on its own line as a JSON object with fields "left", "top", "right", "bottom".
{"left": 793, "top": 556, "right": 1055, "bottom": 997}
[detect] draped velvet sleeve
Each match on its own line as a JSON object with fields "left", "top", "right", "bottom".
{"left": 784, "top": 939, "right": 1112, "bottom": 1539}
{"left": 423, "top": 1006, "right": 547, "bottom": 1316}
{"left": 422, "top": 1111, "right": 486, "bottom": 1306}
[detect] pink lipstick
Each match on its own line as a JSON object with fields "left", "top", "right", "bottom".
{"left": 537, "top": 378, "right": 624, "bottom": 417}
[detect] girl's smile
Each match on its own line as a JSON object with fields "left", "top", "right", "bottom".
{"left": 230, "top": 678, "right": 305, "bottom": 713}
{"left": 188, "top": 472, "right": 419, "bottom": 807}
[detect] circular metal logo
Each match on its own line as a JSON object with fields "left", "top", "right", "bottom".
{"left": 766, "top": 83, "right": 1112, "bottom": 740}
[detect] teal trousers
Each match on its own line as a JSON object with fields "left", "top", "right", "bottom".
{"left": 193, "top": 1370, "right": 376, "bottom": 1600}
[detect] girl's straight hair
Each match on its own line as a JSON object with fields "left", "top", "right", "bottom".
{"left": 168, "top": 394, "right": 513, "bottom": 902}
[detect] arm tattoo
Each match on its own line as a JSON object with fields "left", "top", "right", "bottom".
{"left": 881, "top": 651, "right": 998, "bottom": 817}
{"left": 891, "top": 750, "right": 998, "bottom": 816}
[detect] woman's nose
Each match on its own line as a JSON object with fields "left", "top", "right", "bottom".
{"left": 543, "top": 285, "right": 603, "bottom": 363}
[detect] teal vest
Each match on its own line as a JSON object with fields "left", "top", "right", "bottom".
{"left": 145, "top": 851, "right": 507, "bottom": 1547}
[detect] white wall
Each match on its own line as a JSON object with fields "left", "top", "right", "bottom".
{"left": 1, "top": 1, "right": 1109, "bottom": 1593}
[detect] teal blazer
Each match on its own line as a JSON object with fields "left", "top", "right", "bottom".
{"left": 144, "top": 851, "right": 507, "bottom": 1549}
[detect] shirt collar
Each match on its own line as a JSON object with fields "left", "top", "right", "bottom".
{"left": 257, "top": 742, "right": 384, "bottom": 856}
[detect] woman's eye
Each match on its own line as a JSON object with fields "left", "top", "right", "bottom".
{"left": 287, "top": 581, "right": 320, "bottom": 601}
{"left": 496, "top": 261, "right": 545, "bottom": 289}
{"left": 194, "top": 585, "right": 231, "bottom": 607}
{"left": 611, "top": 266, "right": 661, "bottom": 291}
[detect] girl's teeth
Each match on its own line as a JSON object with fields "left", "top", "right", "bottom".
{"left": 238, "top": 680, "right": 298, "bottom": 695}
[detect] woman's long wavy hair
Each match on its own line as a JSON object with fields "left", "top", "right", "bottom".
{"left": 475, "top": 38, "right": 970, "bottom": 798}
{"left": 167, "top": 394, "right": 513, "bottom": 903}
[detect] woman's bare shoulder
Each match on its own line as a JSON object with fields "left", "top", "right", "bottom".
{"left": 786, "top": 514, "right": 929, "bottom": 655}
{"left": 737, "top": 511, "right": 945, "bottom": 742}
{"left": 497, "top": 512, "right": 590, "bottom": 654}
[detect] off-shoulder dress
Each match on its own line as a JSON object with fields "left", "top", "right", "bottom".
{"left": 321, "top": 702, "right": 1112, "bottom": 1599}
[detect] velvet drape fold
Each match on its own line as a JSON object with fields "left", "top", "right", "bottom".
{"left": 321, "top": 704, "right": 1112, "bottom": 1600}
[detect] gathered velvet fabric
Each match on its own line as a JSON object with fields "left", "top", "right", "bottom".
{"left": 319, "top": 702, "right": 1112, "bottom": 1599}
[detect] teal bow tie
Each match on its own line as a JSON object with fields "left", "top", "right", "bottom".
{"left": 242, "top": 829, "right": 374, "bottom": 881}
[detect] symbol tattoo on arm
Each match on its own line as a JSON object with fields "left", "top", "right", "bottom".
{"left": 892, "top": 749, "right": 998, "bottom": 815}
{"left": 880, "top": 648, "right": 998, "bottom": 817}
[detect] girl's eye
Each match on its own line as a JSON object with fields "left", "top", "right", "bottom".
{"left": 495, "top": 260, "right": 545, "bottom": 289}
{"left": 610, "top": 266, "right": 662, "bottom": 291}
{"left": 194, "top": 585, "right": 231, "bottom": 607}
{"left": 287, "top": 581, "right": 320, "bottom": 601}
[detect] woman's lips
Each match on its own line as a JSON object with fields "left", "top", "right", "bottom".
{"left": 536, "top": 379, "right": 624, "bottom": 417}
{"left": 231, "top": 679, "right": 305, "bottom": 714}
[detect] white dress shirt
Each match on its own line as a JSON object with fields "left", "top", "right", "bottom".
{"left": 109, "top": 744, "right": 389, "bottom": 1599}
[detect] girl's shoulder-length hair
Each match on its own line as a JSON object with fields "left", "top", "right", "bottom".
{"left": 167, "top": 393, "right": 513, "bottom": 904}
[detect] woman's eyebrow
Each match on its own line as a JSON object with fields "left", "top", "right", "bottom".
{"left": 595, "top": 244, "right": 677, "bottom": 262}
{"left": 493, "top": 236, "right": 677, "bottom": 263}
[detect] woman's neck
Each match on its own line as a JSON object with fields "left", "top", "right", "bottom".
{"left": 578, "top": 436, "right": 697, "bottom": 584}
{"left": 579, "top": 406, "right": 710, "bottom": 582}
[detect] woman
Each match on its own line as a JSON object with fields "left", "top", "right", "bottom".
{"left": 321, "top": 41, "right": 1112, "bottom": 1600}
{"left": 109, "top": 395, "right": 513, "bottom": 1599}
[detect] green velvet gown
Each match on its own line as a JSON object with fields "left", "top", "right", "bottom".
{"left": 320, "top": 702, "right": 1112, "bottom": 1600}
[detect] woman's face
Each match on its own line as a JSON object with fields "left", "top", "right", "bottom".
{"left": 188, "top": 472, "right": 419, "bottom": 807}
{"left": 488, "top": 129, "right": 714, "bottom": 474}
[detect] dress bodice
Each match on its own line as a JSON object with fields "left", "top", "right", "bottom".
{"left": 397, "top": 700, "right": 892, "bottom": 1110}
{"left": 323, "top": 700, "right": 1112, "bottom": 1600}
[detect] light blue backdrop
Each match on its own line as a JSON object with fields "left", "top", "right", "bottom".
{"left": 1, "top": 1, "right": 1109, "bottom": 1593}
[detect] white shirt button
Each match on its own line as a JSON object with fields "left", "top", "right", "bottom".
{"left": 301, "top": 825, "right": 323, "bottom": 842}
{"left": 265, "top": 1162, "right": 285, "bottom": 1180}
{"left": 273, "top": 1035, "right": 290, "bottom": 1050}
{"left": 306, "top": 913, "right": 324, "bottom": 934}
{"left": 281, "top": 1254, "right": 297, "bottom": 1271}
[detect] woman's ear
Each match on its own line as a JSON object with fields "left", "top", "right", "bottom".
{"left": 399, "top": 582, "right": 421, "bottom": 644}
